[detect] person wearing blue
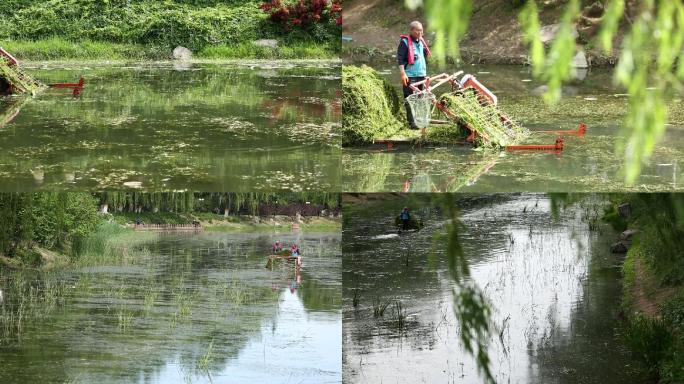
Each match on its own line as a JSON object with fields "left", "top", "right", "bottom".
{"left": 400, "top": 207, "right": 411, "bottom": 230}
{"left": 397, "top": 21, "right": 432, "bottom": 129}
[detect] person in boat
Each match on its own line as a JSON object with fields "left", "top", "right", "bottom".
{"left": 400, "top": 207, "right": 411, "bottom": 230}
{"left": 291, "top": 244, "right": 300, "bottom": 256}
{"left": 291, "top": 244, "right": 303, "bottom": 269}
{"left": 135, "top": 217, "right": 142, "bottom": 226}
{"left": 397, "top": 20, "right": 431, "bottom": 129}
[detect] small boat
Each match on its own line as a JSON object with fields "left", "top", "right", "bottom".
{"left": 395, "top": 215, "right": 424, "bottom": 231}
{"left": 265, "top": 253, "right": 302, "bottom": 269}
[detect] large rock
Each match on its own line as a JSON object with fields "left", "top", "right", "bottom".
{"left": 610, "top": 241, "right": 628, "bottom": 254}
{"left": 572, "top": 50, "right": 589, "bottom": 68}
{"left": 539, "top": 24, "right": 579, "bottom": 44}
{"left": 253, "top": 39, "right": 279, "bottom": 49}
{"left": 583, "top": 2, "right": 604, "bottom": 18}
{"left": 621, "top": 229, "right": 640, "bottom": 241}
{"left": 173, "top": 46, "right": 193, "bottom": 60}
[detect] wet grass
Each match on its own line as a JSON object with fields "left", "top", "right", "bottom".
{"left": 75, "top": 222, "right": 158, "bottom": 266}
{"left": 372, "top": 297, "right": 391, "bottom": 317}
{"left": 196, "top": 339, "right": 215, "bottom": 372}
{"left": 143, "top": 290, "right": 159, "bottom": 313}
{"left": 117, "top": 309, "right": 134, "bottom": 332}
{"left": 0, "top": 272, "right": 69, "bottom": 343}
{"left": 391, "top": 300, "right": 406, "bottom": 330}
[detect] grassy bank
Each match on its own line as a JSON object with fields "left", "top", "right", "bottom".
{"left": 73, "top": 222, "right": 158, "bottom": 266}
{"left": 604, "top": 195, "right": 684, "bottom": 383}
{"left": 622, "top": 243, "right": 684, "bottom": 383}
{"left": 0, "top": 1, "right": 340, "bottom": 61}
{"left": 1, "top": 38, "right": 338, "bottom": 61}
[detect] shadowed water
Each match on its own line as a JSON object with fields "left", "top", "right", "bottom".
{"left": 342, "top": 194, "right": 650, "bottom": 384}
{"left": 0, "top": 61, "right": 341, "bottom": 191}
{"left": 0, "top": 231, "right": 341, "bottom": 383}
{"left": 342, "top": 64, "right": 684, "bottom": 192}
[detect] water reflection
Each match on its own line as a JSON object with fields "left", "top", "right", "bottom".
{"left": 342, "top": 194, "right": 647, "bottom": 383}
{"left": 0, "top": 61, "right": 341, "bottom": 191}
{"left": 342, "top": 63, "right": 684, "bottom": 192}
{"left": 0, "top": 231, "right": 341, "bottom": 383}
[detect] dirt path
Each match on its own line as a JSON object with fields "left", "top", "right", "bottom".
{"left": 343, "top": 0, "right": 621, "bottom": 65}
{"left": 631, "top": 257, "right": 676, "bottom": 318}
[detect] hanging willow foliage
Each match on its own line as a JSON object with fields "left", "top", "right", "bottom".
{"left": 408, "top": 0, "right": 684, "bottom": 185}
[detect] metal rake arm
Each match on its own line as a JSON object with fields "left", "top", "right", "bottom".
{"left": 409, "top": 71, "right": 464, "bottom": 94}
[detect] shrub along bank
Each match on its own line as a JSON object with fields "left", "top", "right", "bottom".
{"left": 0, "top": 0, "right": 341, "bottom": 60}
{"left": 603, "top": 195, "right": 684, "bottom": 383}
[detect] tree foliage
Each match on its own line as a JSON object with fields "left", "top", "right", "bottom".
{"left": 0, "top": 193, "right": 100, "bottom": 258}
{"left": 95, "top": 192, "right": 340, "bottom": 216}
{"left": 0, "top": 0, "right": 341, "bottom": 51}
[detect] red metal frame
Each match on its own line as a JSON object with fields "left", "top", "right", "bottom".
{"left": 505, "top": 138, "right": 565, "bottom": 152}
{"left": 48, "top": 77, "right": 85, "bottom": 97}
{"left": 0, "top": 47, "right": 18, "bottom": 66}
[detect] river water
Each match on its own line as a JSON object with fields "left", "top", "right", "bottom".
{"left": 0, "top": 231, "right": 341, "bottom": 384}
{"left": 0, "top": 60, "right": 341, "bottom": 191}
{"left": 342, "top": 194, "right": 651, "bottom": 384}
{"left": 342, "top": 63, "right": 684, "bottom": 192}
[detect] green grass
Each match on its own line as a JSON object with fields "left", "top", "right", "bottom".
{"left": 620, "top": 215, "right": 684, "bottom": 383}
{"left": 1, "top": 38, "right": 167, "bottom": 61}
{"left": 1, "top": 38, "right": 338, "bottom": 61}
{"left": 198, "top": 41, "right": 338, "bottom": 60}
{"left": 74, "top": 222, "right": 157, "bottom": 266}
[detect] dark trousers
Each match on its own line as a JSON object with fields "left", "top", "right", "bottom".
{"left": 403, "top": 76, "right": 425, "bottom": 129}
{"left": 402, "top": 218, "right": 410, "bottom": 230}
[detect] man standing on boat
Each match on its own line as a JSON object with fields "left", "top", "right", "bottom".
{"left": 399, "top": 207, "right": 411, "bottom": 230}
{"left": 398, "top": 21, "right": 431, "bottom": 129}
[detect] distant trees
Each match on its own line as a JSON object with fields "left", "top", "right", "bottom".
{"left": 94, "top": 192, "right": 341, "bottom": 216}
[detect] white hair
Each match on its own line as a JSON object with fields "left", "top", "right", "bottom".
{"left": 409, "top": 21, "right": 423, "bottom": 30}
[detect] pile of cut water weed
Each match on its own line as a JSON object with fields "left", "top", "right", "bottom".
{"left": 0, "top": 56, "right": 43, "bottom": 95}
{"left": 342, "top": 65, "right": 414, "bottom": 145}
{"left": 440, "top": 91, "right": 529, "bottom": 147}
{"left": 424, "top": 123, "right": 467, "bottom": 144}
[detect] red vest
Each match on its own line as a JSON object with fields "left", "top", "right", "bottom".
{"left": 399, "top": 35, "right": 431, "bottom": 64}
